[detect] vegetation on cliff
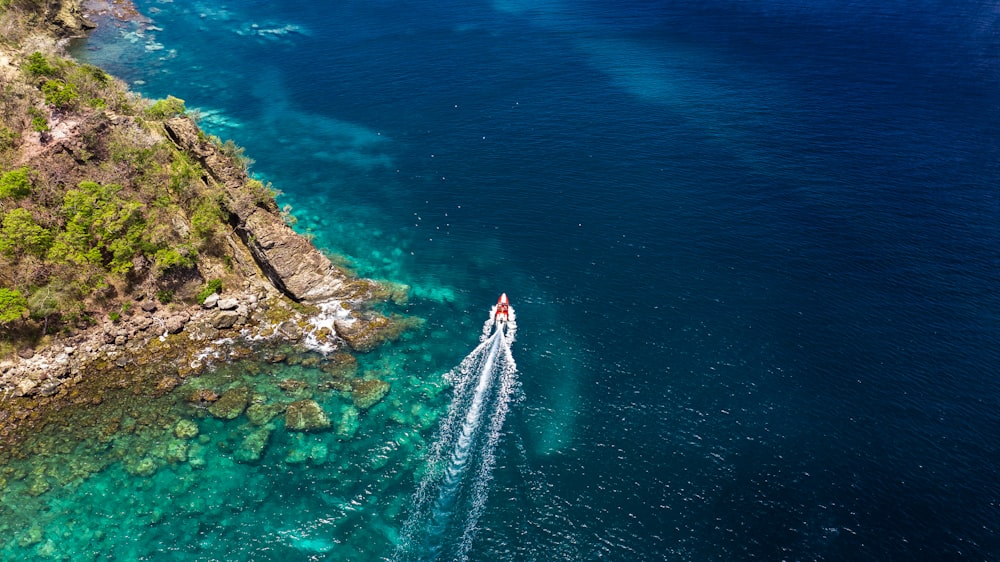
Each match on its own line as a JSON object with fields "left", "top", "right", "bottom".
{"left": 0, "top": 7, "right": 279, "bottom": 354}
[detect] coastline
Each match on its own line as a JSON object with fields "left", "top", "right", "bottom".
{"left": 0, "top": 0, "right": 409, "bottom": 456}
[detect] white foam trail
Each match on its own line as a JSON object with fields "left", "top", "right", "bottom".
{"left": 457, "top": 331, "right": 518, "bottom": 559}
{"left": 394, "top": 305, "right": 518, "bottom": 562}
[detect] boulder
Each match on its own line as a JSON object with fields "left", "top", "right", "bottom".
{"left": 14, "top": 378, "right": 39, "bottom": 397}
{"left": 351, "top": 379, "right": 390, "bottom": 410}
{"left": 202, "top": 293, "right": 220, "bottom": 308}
{"left": 208, "top": 386, "right": 250, "bottom": 420}
{"left": 321, "top": 353, "right": 358, "bottom": 378}
{"left": 164, "top": 315, "right": 186, "bottom": 334}
{"left": 334, "top": 314, "right": 392, "bottom": 353}
{"left": 212, "top": 310, "right": 241, "bottom": 330}
{"left": 155, "top": 376, "right": 180, "bottom": 393}
{"left": 133, "top": 315, "right": 152, "bottom": 331}
{"left": 284, "top": 400, "right": 331, "bottom": 432}
{"left": 279, "top": 378, "right": 309, "bottom": 394}
{"left": 38, "top": 381, "right": 62, "bottom": 397}
{"left": 217, "top": 297, "right": 239, "bottom": 311}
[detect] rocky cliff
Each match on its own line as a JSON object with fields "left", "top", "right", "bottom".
{"left": 162, "top": 117, "right": 376, "bottom": 303}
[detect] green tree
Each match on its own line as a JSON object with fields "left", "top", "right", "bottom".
{"left": 27, "top": 283, "right": 76, "bottom": 334}
{"left": 48, "top": 181, "right": 147, "bottom": 274}
{"left": 0, "top": 288, "right": 28, "bottom": 324}
{"left": 0, "top": 208, "right": 52, "bottom": 257}
{"left": 0, "top": 168, "right": 31, "bottom": 199}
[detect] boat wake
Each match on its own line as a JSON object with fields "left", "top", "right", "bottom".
{"left": 393, "top": 297, "right": 518, "bottom": 562}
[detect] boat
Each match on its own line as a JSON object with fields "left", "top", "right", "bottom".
{"left": 494, "top": 293, "right": 510, "bottom": 326}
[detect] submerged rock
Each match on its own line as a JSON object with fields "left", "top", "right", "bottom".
{"left": 174, "top": 419, "right": 199, "bottom": 440}
{"left": 309, "top": 442, "right": 328, "bottom": 464}
{"left": 279, "top": 378, "right": 310, "bottom": 399}
{"left": 17, "top": 525, "right": 43, "bottom": 548}
{"left": 208, "top": 386, "right": 250, "bottom": 420}
{"left": 27, "top": 477, "right": 50, "bottom": 497}
{"left": 284, "top": 435, "right": 328, "bottom": 465}
{"left": 127, "top": 457, "right": 158, "bottom": 477}
{"left": 246, "top": 402, "right": 285, "bottom": 426}
{"left": 188, "top": 443, "right": 208, "bottom": 469}
{"left": 351, "top": 379, "right": 390, "bottom": 410}
{"left": 284, "top": 400, "right": 331, "bottom": 431}
{"left": 284, "top": 447, "right": 309, "bottom": 464}
{"left": 165, "top": 439, "right": 189, "bottom": 463}
{"left": 337, "top": 406, "right": 360, "bottom": 440}
{"left": 320, "top": 352, "right": 358, "bottom": 378}
{"left": 187, "top": 388, "right": 220, "bottom": 405}
{"left": 235, "top": 427, "right": 271, "bottom": 462}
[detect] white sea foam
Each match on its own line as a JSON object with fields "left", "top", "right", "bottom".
{"left": 394, "top": 303, "right": 518, "bottom": 561}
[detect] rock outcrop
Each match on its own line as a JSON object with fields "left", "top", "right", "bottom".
{"left": 163, "top": 117, "right": 377, "bottom": 303}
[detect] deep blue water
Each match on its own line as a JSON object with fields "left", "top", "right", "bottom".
{"left": 42, "top": 0, "right": 1000, "bottom": 559}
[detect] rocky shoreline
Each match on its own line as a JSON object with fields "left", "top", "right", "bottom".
{"left": 0, "top": 0, "right": 412, "bottom": 452}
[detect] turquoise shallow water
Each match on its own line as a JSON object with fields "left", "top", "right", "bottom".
{"left": 3, "top": 0, "right": 999, "bottom": 559}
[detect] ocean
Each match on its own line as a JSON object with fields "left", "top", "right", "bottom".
{"left": 2, "top": 0, "right": 997, "bottom": 559}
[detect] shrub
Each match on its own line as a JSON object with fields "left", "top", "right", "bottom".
{"left": 196, "top": 279, "right": 222, "bottom": 303}
{"left": 0, "top": 127, "right": 17, "bottom": 151}
{"left": 146, "top": 96, "right": 186, "bottom": 119}
{"left": 27, "top": 283, "right": 76, "bottom": 323}
{"left": 24, "top": 52, "right": 57, "bottom": 77}
{"left": 28, "top": 108, "right": 48, "bottom": 132}
{"left": 217, "top": 138, "right": 254, "bottom": 170}
{"left": 167, "top": 152, "right": 201, "bottom": 193}
{"left": 0, "top": 288, "right": 28, "bottom": 324}
{"left": 0, "top": 168, "right": 31, "bottom": 199}
{"left": 247, "top": 178, "right": 279, "bottom": 205}
{"left": 81, "top": 64, "right": 110, "bottom": 85}
{"left": 190, "top": 198, "right": 225, "bottom": 245}
{"left": 153, "top": 246, "right": 195, "bottom": 274}
{"left": 156, "top": 289, "right": 173, "bottom": 304}
{"left": 42, "top": 79, "right": 80, "bottom": 110}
